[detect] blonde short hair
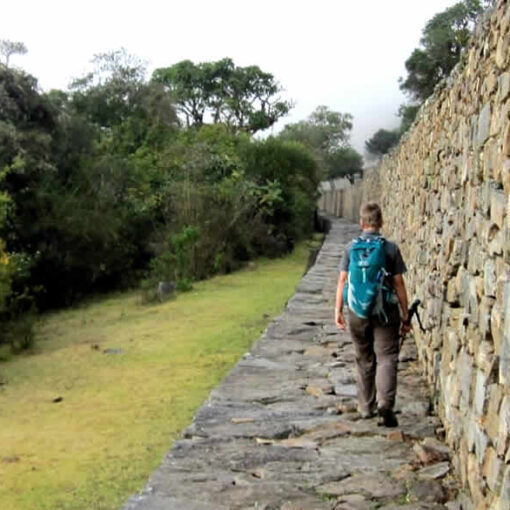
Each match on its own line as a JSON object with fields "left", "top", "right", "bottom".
{"left": 360, "top": 202, "right": 383, "bottom": 228}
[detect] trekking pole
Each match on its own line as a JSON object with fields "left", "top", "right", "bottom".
{"left": 399, "top": 299, "right": 425, "bottom": 349}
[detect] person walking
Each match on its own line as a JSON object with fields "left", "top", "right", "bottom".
{"left": 335, "top": 202, "right": 411, "bottom": 427}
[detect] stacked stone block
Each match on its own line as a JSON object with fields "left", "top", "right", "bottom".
{"left": 358, "top": 2, "right": 510, "bottom": 507}
{"left": 318, "top": 175, "right": 363, "bottom": 223}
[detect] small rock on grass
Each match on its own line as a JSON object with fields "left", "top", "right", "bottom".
{"left": 2, "top": 455, "right": 20, "bottom": 463}
{"left": 103, "top": 348, "right": 124, "bottom": 355}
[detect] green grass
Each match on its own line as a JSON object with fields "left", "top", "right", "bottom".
{"left": 0, "top": 242, "right": 315, "bottom": 510}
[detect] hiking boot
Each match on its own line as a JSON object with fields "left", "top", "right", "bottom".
{"left": 377, "top": 408, "right": 399, "bottom": 427}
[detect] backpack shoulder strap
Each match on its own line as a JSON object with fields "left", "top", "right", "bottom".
{"left": 351, "top": 235, "right": 385, "bottom": 249}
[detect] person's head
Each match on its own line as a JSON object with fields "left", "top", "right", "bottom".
{"left": 360, "top": 202, "right": 383, "bottom": 230}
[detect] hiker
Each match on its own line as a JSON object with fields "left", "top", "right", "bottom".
{"left": 334, "top": 202, "right": 411, "bottom": 427}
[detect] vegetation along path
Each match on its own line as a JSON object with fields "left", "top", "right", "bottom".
{"left": 124, "top": 218, "right": 469, "bottom": 510}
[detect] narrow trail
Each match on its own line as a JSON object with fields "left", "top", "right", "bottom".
{"left": 123, "top": 218, "right": 466, "bottom": 510}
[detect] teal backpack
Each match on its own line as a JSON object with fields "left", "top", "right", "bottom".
{"left": 343, "top": 236, "right": 394, "bottom": 321}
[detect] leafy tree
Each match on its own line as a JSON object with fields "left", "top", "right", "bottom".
{"left": 142, "top": 127, "right": 320, "bottom": 284}
{"left": 223, "top": 64, "right": 291, "bottom": 132}
{"left": 365, "top": 129, "right": 401, "bottom": 157}
{"left": 397, "top": 104, "right": 420, "bottom": 134}
{"left": 279, "top": 106, "right": 362, "bottom": 179}
{"left": 157, "top": 123, "right": 249, "bottom": 185}
{"left": 0, "top": 60, "right": 173, "bottom": 308}
{"left": 0, "top": 65, "right": 58, "bottom": 341}
{"left": 70, "top": 48, "right": 178, "bottom": 152}
{"left": 0, "top": 66, "right": 57, "bottom": 252}
{"left": 280, "top": 106, "right": 352, "bottom": 154}
{"left": 152, "top": 58, "right": 291, "bottom": 133}
{"left": 241, "top": 137, "right": 319, "bottom": 244}
{"left": 400, "top": 0, "right": 488, "bottom": 102}
{"left": 152, "top": 59, "right": 207, "bottom": 127}
{"left": 0, "top": 39, "right": 27, "bottom": 67}
{"left": 397, "top": 0, "right": 490, "bottom": 134}
{"left": 327, "top": 147, "right": 363, "bottom": 179}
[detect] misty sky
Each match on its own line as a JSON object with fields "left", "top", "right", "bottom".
{"left": 1, "top": 0, "right": 461, "bottom": 154}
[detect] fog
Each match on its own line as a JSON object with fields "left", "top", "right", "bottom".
{"left": 1, "top": 0, "right": 461, "bottom": 154}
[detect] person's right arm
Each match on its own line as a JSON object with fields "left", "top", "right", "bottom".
{"left": 335, "top": 271, "right": 348, "bottom": 330}
{"left": 335, "top": 244, "right": 350, "bottom": 330}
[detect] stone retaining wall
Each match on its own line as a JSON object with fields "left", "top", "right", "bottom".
{"left": 351, "top": 2, "right": 510, "bottom": 508}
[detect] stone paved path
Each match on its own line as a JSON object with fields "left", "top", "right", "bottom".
{"left": 123, "top": 219, "right": 468, "bottom": 510}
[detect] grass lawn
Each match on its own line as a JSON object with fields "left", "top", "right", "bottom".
{"left": 0, "top": 241, "right": 315, "bottom": 510}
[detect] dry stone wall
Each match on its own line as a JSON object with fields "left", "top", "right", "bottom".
{"left": 318, "top": 175, "right": 364, "bottom": 223}
{"left": 351, "top": 2, "right": 510, "bottom": 508}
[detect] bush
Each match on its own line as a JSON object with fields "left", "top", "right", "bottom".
{"left": 143, "top": 226, "right": 200, "bottom": 300}
{"left": 3, "top": 312, "right": 36, "bottom": 352}
{"left": 241, "top": 137, "right": 319, "bottom": 247}
{"left": 0, "top": 248, "right": 38, "bottom": 352}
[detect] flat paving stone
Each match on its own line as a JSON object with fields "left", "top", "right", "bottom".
{"left": 123, "top": 496, "right": 230, "bottom": 510}
{"left": 122, "top": 218, "right": 466, "bottom": 510}
{"left": 378, "top": 504, "right": 447, "bottom": 510}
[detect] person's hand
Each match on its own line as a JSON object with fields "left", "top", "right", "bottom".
{"left": 400, "top": 318, "right": 412, "bottom": 336}
{"left": 335, "top": 307, "right": 346, "bottom": 330}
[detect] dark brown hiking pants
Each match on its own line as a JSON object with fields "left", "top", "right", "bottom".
{"left": 347, "top": 308, "right": 401, "bottom": 413}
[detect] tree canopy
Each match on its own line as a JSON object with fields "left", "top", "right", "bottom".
{"left": 152, "top": 58, "right": 291, "bottom": 133}
{"left": 365, "top": 129, "right": 401, "bottom": 158}
{"left": 279, "top": 106, "right": 362, "bottom": 180}
{"left": 400, "top": 0, "right": 488, "bottom": 102}
{"left": 279, "top": 106, "right": 353, "bottom": 154}
{"left": 327, "top": 147, "right": 363, "bottom": 179}
{"left": 69, "top": 49, "right": 179, "bottom": 153}
{"left": 0, "top": 39, "right": 27, "bottom": 67}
